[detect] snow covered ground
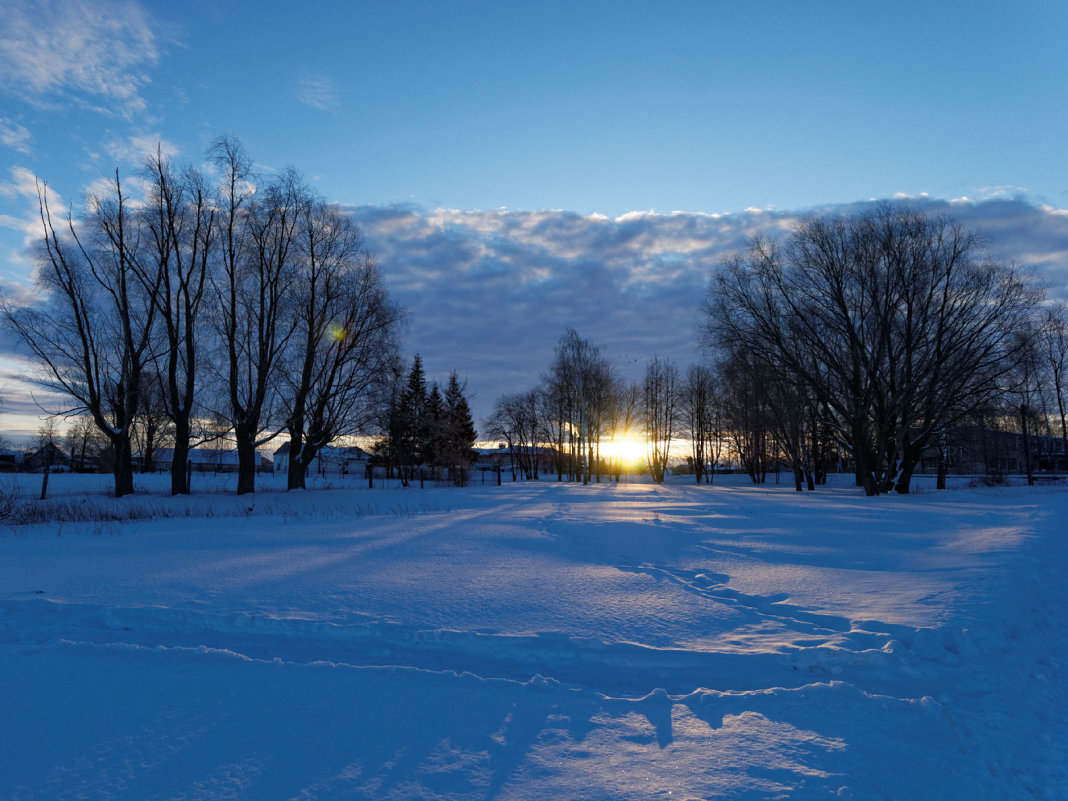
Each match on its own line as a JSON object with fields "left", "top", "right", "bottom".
{"left": 1, "top": 473, "right": 1065, "bottom": 799}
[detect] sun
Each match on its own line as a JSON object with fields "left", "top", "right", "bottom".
{"left": 600, "top": 435, "right": 646, "bottom": 465}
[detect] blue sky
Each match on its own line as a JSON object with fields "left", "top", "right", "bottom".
{"left": 2, "top": 0, "right": 1068, "bottom": 436}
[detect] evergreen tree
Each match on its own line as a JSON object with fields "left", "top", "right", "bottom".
{"left": 394, "top": 355, "right": 427, "bottom": 482}
{"left": 444, "top": 371, "right": 477, "bottom": 485}
{"left": 378, "top": 359, "right": 475, "bottom": 487}
{"left": 424, "top": 383, "right": 446, "bottom": 472}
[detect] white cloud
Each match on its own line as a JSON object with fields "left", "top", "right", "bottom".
{"left": 975, "top": 185, "right": 1028, "bottom": 201}
{"left": 0, "top": 0, "right": 160, "bottom": 115}
{"left": 297, "top": 75, "right": 340, "bottom": 112}
{"left": 0, "top": 166, "right": 66, "bottom": 211}
{"left": 0, "top": 118, "right": 32, "bottom": 154}
{"left": 0, "top": 167, "right": 65, "bottom": 241}
{"left": 0, "top": 214, "right": 43, "bottom": 242}
{"left": 0, "top": 166, "right": 42, "bottom": 200}
{"left": 104, "top": 132, "right": 180, "bottom": 165}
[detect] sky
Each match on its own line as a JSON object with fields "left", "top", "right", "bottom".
{"left": 2, "top": 0, "right": 1068, "bottom": 440}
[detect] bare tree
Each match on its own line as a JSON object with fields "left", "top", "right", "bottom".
{"left": 540, "top": 369, "right": 571, "bottom": 481}
{"left": 764, "top": 367, "right": 816, "bottom": 491}
{"left": 707, "top": 206, "right": 1040, "bottom": 495}
{"left": 141, "top": 149, "right": 216, "bottom": 493}
{"left": 1011, "top": 325, "right": 1052, "bottom": 486}
{"left": 605, "top": 379, "right": 641, "bottom": 481}
{"left": 64, "top": 415, "right": 105, "bottom": 473}
{"left": 643, "top": 357, "right": 679, "bottom": 483}
{"left": 34, "top": 418, "right": 60, "bottom": 500}
{"left": 280, "top": 200, "right": 402, "bottom": 490}
{"left": 2, "top": 174, "right": 161, "bottom": 497}
{"left": 486, "top": 388, "right": 544, "bottom": 480}
{"left": 544, "top": 330, "right": 615, "bottom": 484}
{"left": 681, "top": 363, "right": 722, "bottom": 484}
{"left": 718, "top": 350, "right": 772, "bottom": 484}
{"left": 130, "top": 379, "right": 173, "bottom": 473}
{"left": 1041, "top": 302, "right": 1068, "bottom": 471}
{"left": 210, "top": 140, "right": 303, "bottom": 494}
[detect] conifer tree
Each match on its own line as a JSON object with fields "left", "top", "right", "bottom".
{"left": 424, "top": 383, "right": 446, "bottom": 471}
{"left": 444, "top": 371, "right": 477, "bottom": 485}
{"left": 392, "top": 355, "right": 427, "bottom": 483}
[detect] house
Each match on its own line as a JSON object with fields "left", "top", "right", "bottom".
{"left": 915, "top": 425, "right": 1067, "bottom": 476}
{"left": 474, "top": 444, "right": 561, "bottom": 478}
{"left": 273, "top": 443, "right": 372, "bottom": 477}
{"left": 154, "top": 447, "right": 265, "bottom": 473}
{"left": 0, "top": 449, "right": 25, "bottom": 472}
{"left": 24, "top": 443, "right": 71, "bottom": 472}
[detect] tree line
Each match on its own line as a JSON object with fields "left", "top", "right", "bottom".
{"left": 374, "top": 354, "right": 478, "bottom": 486}
{"left": 3, "top": 138, "right": 404, "bottom": 497}
{"left": 485, "top": 329, "right": 721, "bottom": 485}
{"left": 489, "top": 206, "right": 1064, "bottom": 495}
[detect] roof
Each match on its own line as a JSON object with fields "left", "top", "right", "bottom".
{"left": 275, "top": 443, "right": 371, "bottom": 460}
{"left": 155, "top": 447, "right": 260, "bottom": 466}
{"left": 29, "top": 443, "right": 70, "bottom": 461}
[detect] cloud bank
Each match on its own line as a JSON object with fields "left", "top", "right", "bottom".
{"left": 348, "top": 198, "right": 1068, "bottom": 426}
{"left": 3, "top": 196, "right": 1067, "bottom": 438}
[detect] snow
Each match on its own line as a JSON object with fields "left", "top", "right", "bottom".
{"left": 1, "top": 472, "right": 1065, "bottom": 799}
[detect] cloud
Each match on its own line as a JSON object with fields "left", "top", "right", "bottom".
{"left": 0, "top": 166, "right": 42, "bottom": 201}
{"left": 104, "top": 132, "right": 180, "bottom": 165}
{"left": 0, "top": 118, "right": 32, "bottom": 154}
{"left": 0, "top": 0, "right": 160, "bottom": 115}
{"left": 0, "top": 167, "right": 66, "bottom": 251}
{"left": 297, "top": 75, "right": 340, "bottom": 112}
{"left": 348, "top": 198, "right": 1068, "bottom": 427}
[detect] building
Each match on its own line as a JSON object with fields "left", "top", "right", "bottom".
{"left": 24, "top": 443, "right": 71, "bottom": 472}
{"left": 474, "top": 444, "right": 561, "bottom": 478}
{"left": 273, "top": 443, "right": 372, "bottom": 477}
{"left": 0, "top": 449, "right": 25, "bottom": 472}
{"left": 153, "top": 447, "right": 267, "bottom": 473}
{"left": 914, "top": 425, "right": 1066, "bottom": 476}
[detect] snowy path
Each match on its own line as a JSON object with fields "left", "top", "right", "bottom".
{"left": 1, "top": 477, "right": 1064, "bottom": 799}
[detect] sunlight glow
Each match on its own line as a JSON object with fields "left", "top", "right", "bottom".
{"left": 600, "top": 435, "right": 646, "bottom": 465}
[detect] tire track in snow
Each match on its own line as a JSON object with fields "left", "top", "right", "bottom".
{"left": 0, "top": 597, "right": 958, "bottom": 701}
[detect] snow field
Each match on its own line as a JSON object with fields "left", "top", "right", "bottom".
{"left": 1, "top": 474, "right": 1065, "bottom": 799}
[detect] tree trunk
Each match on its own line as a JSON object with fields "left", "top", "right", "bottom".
{"left": 170, "top": 419, "right": 191, "bottom": 495}
{"left": 1021, "top": 403, "right": 1035, "bottom": 487}
{"left": 141, "top": 423, "right": 157, "bottom": 474}
{"left": 287, "top": 431, "right": 306, "bottom": 491}
{"left": 852, "top": 426, "right": 879, "bottom": 496}
{"left": 235, "top": 425, "right": 257, "bottom": 495}
{"left": 895, "top": 458, "right": 916, "bottom": 494}
{"left": 977, "top": 413, "right": 994, "bottom": 479}
{"left": 112, "top": 435, "right": 135, "bottom": 497}
{"left": 894, "top": 441, "right": 920, "bottom": 495}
